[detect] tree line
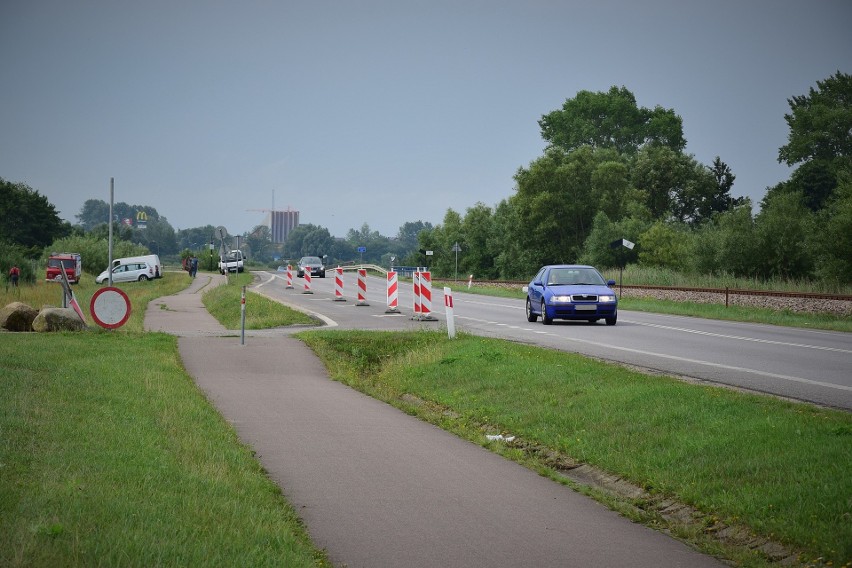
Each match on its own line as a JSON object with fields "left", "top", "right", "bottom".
{"left": 414, "top": 73, "right": 851, "bottom": 287}
{"left": 3, "top": 72, "right": 849, "bottom": 286}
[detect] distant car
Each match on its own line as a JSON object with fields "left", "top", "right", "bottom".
{"left": 96, "top": 261, "right": 154, "bottom": 284}
{"left": 525, "top": 264, "right": 618, "bottom": 325}
{"left": 297, "top": 256, "right": 326, "bottom": 278}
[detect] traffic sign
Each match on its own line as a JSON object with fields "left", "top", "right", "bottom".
{"left": 90, "top": 287, "right": 132, "bottom": 329}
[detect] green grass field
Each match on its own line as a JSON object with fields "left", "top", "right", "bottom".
{"left": 0, "top": 274, "right": 329, "bottom": 567}
{"left": 298, "top": 330, "right": 852, "bottom": 568}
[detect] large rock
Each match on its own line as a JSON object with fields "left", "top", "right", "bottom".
{"left": 32, "top": 307, "right": 87, "bottom": 332}
{"left": 0, "top": 301, "right": 39, "bottom": 331}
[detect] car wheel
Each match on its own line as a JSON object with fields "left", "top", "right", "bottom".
{"left": 138, "top": 275, "right": 149, "bottom": 282}
{"left": 541, "top": 300, "right": 552, "bottom": 325}
{"left": 606, "top": 314, "right": 617, "bottom": 326}
{"left": 525, "top": 298, "right": 537, "bottom": 322}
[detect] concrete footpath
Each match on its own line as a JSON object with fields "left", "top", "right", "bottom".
{"left": 145, "top": 273, "right": 724, "bottom": 568}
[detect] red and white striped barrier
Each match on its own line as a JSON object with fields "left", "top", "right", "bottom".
{"left": 286, "top": 265, "right": 294, "bottom": 289}
{"left": 334, "top": 266, "right": 346, "bottom": 301}
{"left": 444, "top": 287, "right": 456, "bottom": 339}
{"left": 386, "top": 271, "right": 400, "bottom": 313}
{"left": 356, "top": 268, "right": 369, "bottom": 306}
{"left": 412, "top": 271, "right": 437, "bottom": 321}
{"left": 412, "top": 271, "right": 422, "bottom": 317}
{"left": 302, "top": 270, "right": 313, "bottom": 294}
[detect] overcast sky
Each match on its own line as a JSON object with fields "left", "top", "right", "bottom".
{"left": 2, "top": 1, "right": 850, "bottom": 239}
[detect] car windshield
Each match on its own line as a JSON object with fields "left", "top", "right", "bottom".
{"left": 547, "top": 268, "right": 605, "bottom": 286}
{"left": 301, "top": 257, "right": 321, "bottom": 265}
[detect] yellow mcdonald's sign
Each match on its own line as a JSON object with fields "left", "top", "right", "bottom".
{"left": 136, "top": 211, "right": 148, "bottom": 221}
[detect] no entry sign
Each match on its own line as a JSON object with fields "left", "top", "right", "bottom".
{"left": 90, "top": 287, "right": 132, "bottom": 329}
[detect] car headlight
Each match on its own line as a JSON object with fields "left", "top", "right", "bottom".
{"left": 552, "top": 295, "right": 572, "bottom": 303}
{"left": 599, "top": 295, "right": 616, "bottom": 303}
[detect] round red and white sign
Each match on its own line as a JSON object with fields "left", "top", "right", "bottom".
{"left": 90, "top": 287, "right": 132, "bottom": 329}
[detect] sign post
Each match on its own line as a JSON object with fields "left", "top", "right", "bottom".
{"left": 609, "top": 238, "right": 635, "bottom": 298}
{"left": 240, "top": 286, "right": 246, "bottom": 345}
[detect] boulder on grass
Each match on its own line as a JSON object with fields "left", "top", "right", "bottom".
{"left": 0, "top": 301, "right": 39, "bottom": 332}
{"left": 32, "top": 307, "right": 87, "bottom": 332}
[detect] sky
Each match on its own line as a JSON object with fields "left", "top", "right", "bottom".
{"left": 2, "top": 1, "right": 850, "bottom": 239}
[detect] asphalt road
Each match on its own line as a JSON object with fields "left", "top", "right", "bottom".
{"left": 253, "top": 270, "right": 852, "bottom": 411}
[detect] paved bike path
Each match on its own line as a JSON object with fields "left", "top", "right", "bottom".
{"left": 145, "top": 273, "right": 724, "bottom": 568}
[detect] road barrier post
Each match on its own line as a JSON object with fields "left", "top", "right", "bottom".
{"left": 286, "top": 265, "right": 294, "bottom": 289}
{"left": 386, "top": 271, "right": 400, "bottom": 313}
{"left": 334, "top": 266, "right": 346, "bottom": 301}
{"left": 302, "top": 270, "right": 313, "bottom": 294}
{"left": 415, "top": 271, "right": 437, "bottom": 321}
{"left": 444, "top": 287, "right": 456, "bottom": 339}
{"left": 412, "top": 271, "right": 422, "bottom": 318}
{"left": 356, "top": 268, "right": 370, "bottom": 306}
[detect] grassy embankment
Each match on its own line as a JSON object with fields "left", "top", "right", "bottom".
{"left": 298, "top": 329, "right": 851, "bottom": 568}
{"left": 200, "top": 272, "right": 318, "bottom": 329}
{"left": 0, "top": 272, "right": 328, "bottom": 567}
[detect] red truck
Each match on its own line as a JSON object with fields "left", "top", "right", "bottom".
{"left": 46, "top": 252, "right": 82, "bottom": 284}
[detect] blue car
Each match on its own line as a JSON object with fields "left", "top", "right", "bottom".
{"left": 525, "top": 265, "right": 618, "bottom": 326}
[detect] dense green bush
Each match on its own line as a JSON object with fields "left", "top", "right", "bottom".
{"left": 43, "top": 235, "right": 150, "bottom": 276}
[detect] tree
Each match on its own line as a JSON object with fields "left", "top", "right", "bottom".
{"left": 396, "top": 221, "right": 433, "bottom": 252}
{"left": 245, "top": 224, "right": 273, "bottom": 262}
{"left": 282, "top": 224, "right": 335, "bottom": 262}
{"left": 753, "top": 191, "right": 814, "bottom": 279}
{"left": 808, "top": 174, "right": 852, "bottom": 285}
{"left": 512, "top": 146, "right": 606, "bottom": 266}
{"left": 638, "top": 221, "right": 691, "bottom": 269}
{"left": 778, "top": 71, "right": 852, "bottom": 167}
{"left": 539, "top": 86, "right": 686, "bottom": 155}
{"left": 460, "top": 203, "right": 498, "bottom": 280}
{"left": 0, "top": 178, "right": 69, "bottom": 251}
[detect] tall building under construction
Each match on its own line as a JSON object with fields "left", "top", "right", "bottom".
{"left": 269, "top": 209, "right": 299, "bottom": 243}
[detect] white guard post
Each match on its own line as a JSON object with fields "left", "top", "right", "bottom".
{"left": 443, "top": 287, "right": 456, "bottom": 339}
{"left": 286, "top": 265, "right": 294, "bottom": 289}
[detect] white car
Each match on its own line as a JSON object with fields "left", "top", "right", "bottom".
{"left": 96, "top": 261, "right": 154, "bottom": 284}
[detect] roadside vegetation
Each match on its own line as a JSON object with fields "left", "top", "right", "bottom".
{"left": 0, "top": 275, "right": 329, "bottom": 567}
{"left": 298, "top": 329, "right": 852, "bottom": 568}
{"left": 201, "top": 272, "right": 318, "bottom": 329}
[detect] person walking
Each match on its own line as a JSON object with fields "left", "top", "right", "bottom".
{"left": 9, "top": 264, "right": 20, "bottom": 287}
{"left": 189, "top": 256, "right": 199, "bottom": 278}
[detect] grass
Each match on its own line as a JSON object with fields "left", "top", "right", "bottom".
{"left": 620, "top": 297, "right": 852, "bottom": 332}
{"left": 298, "top": 329, "right": 852, "bottom": 568}
{"left": 0, "top": 333, "right": 327, "bottom": 567}
{"left": 0, "top": 274, "right": 329, "bottom": 567}
{"left": 201, "top": 273, "right": 318, "bottom": 329}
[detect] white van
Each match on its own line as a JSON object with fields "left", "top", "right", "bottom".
{"left": 113, "top": 255, "right": 162, "bottom": 278}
